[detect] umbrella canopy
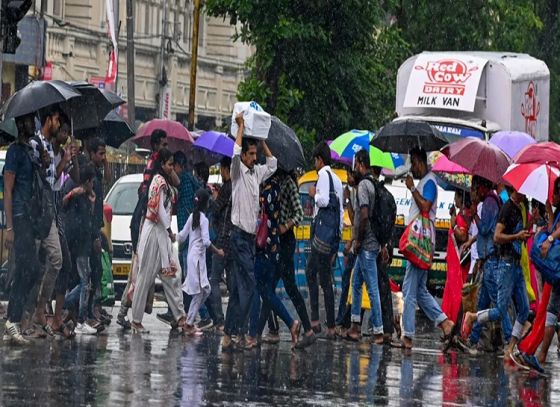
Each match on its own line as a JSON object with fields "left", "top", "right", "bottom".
{"left": 512, "top": 142, "right": 560, "bottom": 165}
{"left": 503, "top": 163, "right": 560, "bottom": 205}
{"left": 192, "top": 130, "right": 234, "bottom": 166}
{"left": 431, "top": 153, "right": 470, "bottom": 174}
{"left": 73, "top": 111, "right": 135, "bottom": 148}
{"left": 132, "top": 119, "right": 194, "bottom": 152}
{"left": 1, "top": 80, "right": 81, "bottom": 120}
{"left": 326, "top": 140, "right": 352, "bottom": 166}
{"left": 489, "top": 131, "right": 536, "bottom": 159}
{"left": 371, "top": 119, "right": 448, "bottom": 154}
{"left": 65, "top": 82, "right": 125, "bottom": 131}
{"left": 441, "top": 137, "right": 510, "bottom": 185}
{"left": 0, "top": 118, "right": 17, "bottom": 138}
{"left": 330, "top": 129, "right": 402, "bottom": 170}
{"left": 260, "top": 116, "right": 305, "bottom": 171}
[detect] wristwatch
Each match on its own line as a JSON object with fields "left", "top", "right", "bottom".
{"left": 548, "top": 235, "right": 555, "bottom": 243}
{"left": 410, "top": 186, "right": 417, "bottom": 193}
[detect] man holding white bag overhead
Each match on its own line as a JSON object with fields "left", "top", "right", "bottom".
{"left": 222, "top": 112, "right": 277, "bottom": 351}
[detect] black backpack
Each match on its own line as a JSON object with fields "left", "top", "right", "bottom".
{"left": 28, "top": 159, "right": 55, "bottom": 240}
{"left": 358, "top": 175, "right": 396, "bottom": 247}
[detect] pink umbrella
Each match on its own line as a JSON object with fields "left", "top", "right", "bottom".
{"left": 441, "top": 137, "right": 510, "bottom": 184}
{"left": 432, "top": 153, "right": 470, "bottom": 174}
{"left": 512, "top": 142, "right": 560, "bottom": 165}
{"left": 132, "top": 119, "right": 194, "bottom": 152}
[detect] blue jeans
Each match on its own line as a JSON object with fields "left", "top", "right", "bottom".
{"left": 486, "top": 259, "right": 529, "bottom": 342}
{"left": 351, "top": 249, "right": 383, "bottom": 335}
{"left": 249, "top": 253, "right": 294, "bottom": 338}
{"left": 402, "top": 262, "right": 447, "bottom": 338}
{"left": 65, "top": 256, "right": 92, "bottom": 323}
{"left": 469, "top": 257, "right": 511, "bottom": 343}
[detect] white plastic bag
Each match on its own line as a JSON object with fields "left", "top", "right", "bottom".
{"left": 231, "top": 101, "right": 271, "bottom": 140}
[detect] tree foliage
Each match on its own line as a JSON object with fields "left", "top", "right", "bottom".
{"left": 206, "top": 0, "right": 560, "bottom": 150}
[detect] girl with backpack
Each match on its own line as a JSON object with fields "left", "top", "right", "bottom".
{"left": 177, "top": 188, "right": 224, "bottom": 336}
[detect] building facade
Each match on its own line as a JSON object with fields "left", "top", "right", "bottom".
{"left": 7, "top": 0, "right": 251, "bottom": 129}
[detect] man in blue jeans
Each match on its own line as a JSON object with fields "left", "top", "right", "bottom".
{"left": 347, "top": 150, "right": 384, "bottom": 344}
{"left": 394, "top": 147, "right": 454, "bottom": 350}
{"left": 463, "top": 189, "right": 531, "bottom": 362}
{"left": 459, "top": 176, "right": 507, "bottom": 354}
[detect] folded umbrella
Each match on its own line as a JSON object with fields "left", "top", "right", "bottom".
{"left": 512, "top": 142, "right": 560, "bottom": 165}
{"left": 330, "top": 129, "right": 402, "bottom": 170}
{"left": 503, "top": 162, "right": 560, "bottom": 205}
{"left": 259, "top": 116, "right": 304, "bottom": 171}
{"left": 192, "top": 130, "right": 234, "bottom": 166}
{"left": 371, "top": 119, "right": 448, "bottom": 154}
{"left": 1, "top": 80, "right": 81, "bottom": 119}
{"left": 489, "top": 131, "right": 536, "bottom": 159}
{"left": 132, "top": 119, "right": 194, "bottom": 152}
{"left": 441, "top": 137, "right": 510, "bottom": 185}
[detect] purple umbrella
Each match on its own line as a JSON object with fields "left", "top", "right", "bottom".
{"left": 489, "top": 131, "right": 536, "bottom": 159}
{"left": 192, "top": 130, "right": 234, "bottom": 165}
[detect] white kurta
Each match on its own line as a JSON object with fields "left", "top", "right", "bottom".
{"left": 177, "top": 213, "right": 212, "bottom": 295}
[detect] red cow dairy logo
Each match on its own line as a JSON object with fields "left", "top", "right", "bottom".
{"left": 521, "top": 81, "right": 540, "bottom": 137}
{"left": 415, "top": 59, "right": 478, "bottom": 96}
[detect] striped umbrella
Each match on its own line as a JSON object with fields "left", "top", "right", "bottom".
{"left": 502, "top": 162, "right": 560, "bottom": 204}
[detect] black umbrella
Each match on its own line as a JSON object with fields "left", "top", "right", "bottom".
{"left": 371, "top": 119, "right": 448, "bottom": 154}
{"left": 65, "top": 82, "right": 126, "bottom": 131}
{"left": 74, "top": 110, "right": 135, "bottom": 148}
{"left": 259, "top": 116, "right": 305, "bottom": 171}
{"left": 1, "top": 80, "right": 81, "bottom": 120}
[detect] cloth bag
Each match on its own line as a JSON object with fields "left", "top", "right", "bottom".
{"left": 231, "top": 101, "right": 271, "bottom": 139}
{"left": 399, "top": 212, "right": 433, "bottom": 270}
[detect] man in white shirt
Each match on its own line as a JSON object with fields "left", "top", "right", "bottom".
{"left": 302, "top": 141, "right": 343, "bottom": 344}
{"left": 222, "top": 114, "right": 277, "bottom": 351}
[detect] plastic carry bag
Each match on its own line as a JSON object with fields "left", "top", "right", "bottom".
{"left": 231, "top": 101, "right": 271, "bottom": 140}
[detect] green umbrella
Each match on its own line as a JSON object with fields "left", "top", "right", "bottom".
{"left": 329, "top": 129, "right": 399, "bottom": 170}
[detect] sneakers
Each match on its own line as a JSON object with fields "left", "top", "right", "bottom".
{"left": 196, "top": 318, "right": 214, "bottom": 331}
{"left": 3, "top": 321, "right": 30, "bottom": 345}
{"left": 456, "top": 338, "right": 479, "bottom": 355}
{"left": 116, "top": 314, "right": 132, "bottom": 330}
{"left": 75, "top": 322, "right": 98, "bottom": 335}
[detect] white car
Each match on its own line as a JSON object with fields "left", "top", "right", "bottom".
{"left": 105, "top": 173, "right": 178, "bottom": 286}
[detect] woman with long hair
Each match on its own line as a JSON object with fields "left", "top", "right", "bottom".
{"left": 177, "top": 188, "right": 224, "bottom": 336}
{"left": 131, "top": 148, "right": 186, "bottom": 333}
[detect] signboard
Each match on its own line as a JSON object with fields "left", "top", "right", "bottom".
{"left": 160, "top": 86, "right": 172, "bottom": 119}
{"left": 403, "top": 53, "right": 487, "bottom": 112}
{"left": 89, "top": 76, "right": 106, "bottom": 89}
{"left": 41, "top": 61, "right": 53, "bottom": 80}
{"left": 431, "top": 123, "right": 485, "bottom": 140}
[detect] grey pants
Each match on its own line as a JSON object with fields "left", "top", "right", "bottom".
{"left": 131, "top": 268, "right": 185, "bottom": 324}
{"left": 24, "top": 220, "right": 63, "bottom": 316}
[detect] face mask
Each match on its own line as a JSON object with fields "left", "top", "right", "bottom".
{"left": 499, "top": 189, "right": 509, "bottom": 203}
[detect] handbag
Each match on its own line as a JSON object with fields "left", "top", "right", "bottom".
{"left": 399, "top": 212, "right": 434, "bottom": 270}
{"left": 530, "top": 214, "right": 560, "bottom": 284}
{"left": 311, "top": 171, "right": 341, "bottom": 255}
{"left": 256, "top": 203, "right": 269, "bottom": 249}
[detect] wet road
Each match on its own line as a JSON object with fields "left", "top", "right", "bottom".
{"left": 1, "top": 306, "right": 559, "bottom": 406}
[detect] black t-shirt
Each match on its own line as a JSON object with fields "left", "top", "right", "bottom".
{"left": 497, "top": 199, "right": 523, "bottom": 260}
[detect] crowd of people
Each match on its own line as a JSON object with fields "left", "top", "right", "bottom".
{"left": 2, "top": 107, "right": 560, "bottom": 376}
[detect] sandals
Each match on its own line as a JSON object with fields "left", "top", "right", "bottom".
{"left": 131, "top": 323, "right": 150, "bottom": 334}
{"left": 390, "top": 338, "right": 413, "bottom": 349}
{"left": 53, "top": 323, "right": 75, "bottom": 339}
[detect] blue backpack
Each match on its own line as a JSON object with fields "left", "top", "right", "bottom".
{"left": 531, "top": 214, "right": 560, "bottom": 284}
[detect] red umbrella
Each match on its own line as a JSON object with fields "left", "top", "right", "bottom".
{"left": 132, "top": 119, "right": 194, "bottom": 151}
{"left": 502, "top": 162, "right": 560, "bottom": 205}
{"left": 441, "top": 137, "right": 510, "bottom": 184}
{"left": 512, "top": 142, "right": 560, "bottom": 165}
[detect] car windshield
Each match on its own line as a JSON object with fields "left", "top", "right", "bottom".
{"left": 106, "top": 181, "right": 140, "bottom": 215}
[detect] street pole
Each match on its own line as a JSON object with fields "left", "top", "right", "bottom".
{"left": 188, "top": 0, "right": 201, "bottom": 131}
{"left": 158, "top": 0, "right": 168, "bottom": 118}
{"left": 126, "top": 0, "right": 135, "bottom": 126}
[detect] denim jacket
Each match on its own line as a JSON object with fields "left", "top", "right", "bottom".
{"left": 476, "top": 193, "right": 500, "bottom": 260}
